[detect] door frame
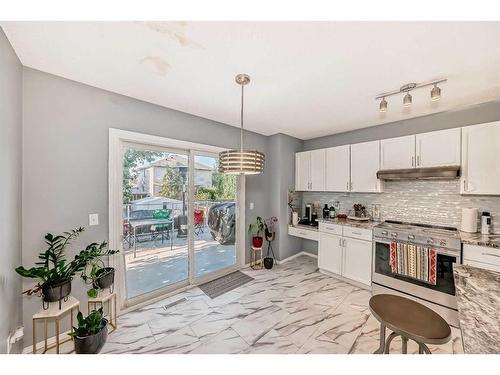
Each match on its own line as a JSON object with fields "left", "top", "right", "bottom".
{"left": 109, "top": 128, "right": 245, "bottom": 312}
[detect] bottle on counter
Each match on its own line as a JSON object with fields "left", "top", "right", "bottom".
{"left": 329, "top": 203, "right": 336, "bottom": 219}
{"left": 323, "top": 204, "right": 330, "bottom": 219}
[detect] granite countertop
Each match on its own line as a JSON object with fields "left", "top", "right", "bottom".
{"left": 453, "top": 264, "right": 500, "bottom": 354}
{"left": 459, "top": 231, "right": 500, "bottom": 249}
{"left": 317, "top": 217, "right": 381, "bottom": 229}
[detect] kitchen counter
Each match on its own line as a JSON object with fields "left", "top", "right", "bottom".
{"left": 317, "top": 217, "right": 381, "bottom": 230}
{"left": 291, "top": 223, "right": 319, "bottom": 231}
{"left": 459, "top": 231, "right": 500, "bottom": 249}
{"left": 452, "top": 264, "right": 500, "bottom": 354}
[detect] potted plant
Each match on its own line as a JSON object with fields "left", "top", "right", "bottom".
{"left": 248, "top": 216, "right": 265, "bottom": 248}
{"left": 81, "top": 241, "right": 119, "bottom": 298}
{"left": 69, "top": 307, "right": 108, "bottom": 354}
{"left": 264, "top": 217, "right": 278, "bottom": 269}
{"left": 15, "top": 227, "right": 118, "bottom": 309}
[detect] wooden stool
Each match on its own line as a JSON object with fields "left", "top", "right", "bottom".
{"left": 88, "top": 290, "right": 118, "bottom": 334}
{"left": 250, "top": 246, "right": 263, "bottom": 269}
{"left": 369, "top": 294, "right": 451, "bottom": 354}
{"left": 32, "top": 296, "right": 80, "bottom": 354}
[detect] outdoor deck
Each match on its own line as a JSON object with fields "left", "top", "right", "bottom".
{"left": 123, "top": 225, "right": 236, "bottom": 298}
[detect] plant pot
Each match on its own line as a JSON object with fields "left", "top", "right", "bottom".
{"left": 94, "top": 267, "right": 115, "bottom": 291}
{"left": 265, "top": 232, "right": 275, "bottom": 242}
{"left": 42, "top": 278, "right": 72, "bottom": 309}
{"left": 74, "top": 320, "right": 108, "bottom": 354}
{"left": 252, "top": 236, "right": 263, "bottom": 248}
{"left": 263, "top": 257, "right": 274, "bottom": 269}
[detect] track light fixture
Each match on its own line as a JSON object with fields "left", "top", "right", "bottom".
{"left": 375, "top": 78, "right": 446, "bottom": 112}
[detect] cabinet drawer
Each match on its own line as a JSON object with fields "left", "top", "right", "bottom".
{"left": 463, "top": 244, "right": 500, "bottom": 267}
{"left": 319, "top": 222, "right": 343, "bottom": 236}
{"left": 343, "top": 226, "right": 372, "bottom": 241}
{"left": 288, "top": 226, "right": 319, "bottom": 241}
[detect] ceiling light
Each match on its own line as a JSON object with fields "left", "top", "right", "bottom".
{"left": 431, "top": 84, "right": 441, "bottom": 101}
{"left": 218, "top": 74, "right": 265, "bottom": 175}
{"left": 379, "top": 97, "right": 387, "bottom": 113}
{"left": 403, "top": 92, "right": 412, "bottom": 107}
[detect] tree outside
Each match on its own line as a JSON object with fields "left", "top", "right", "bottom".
{"left": 123, "top": 149, "right": 163, "bottom": 203}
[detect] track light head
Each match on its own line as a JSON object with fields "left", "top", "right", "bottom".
{"left": 403, "top": 92, "right": 412, "bottom": 107}
{"left": 431, "top": 84, "right": 441, "bottom": 101}
{"left": 379, "top": 97, "right": 387, "bottom": 113}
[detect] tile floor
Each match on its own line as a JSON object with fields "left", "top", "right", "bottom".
{"left": 61, "top": 255, "right": 465, "bottom": 354}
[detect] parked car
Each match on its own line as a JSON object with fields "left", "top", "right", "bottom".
{"left": 207, "top": 202, "right": 235, "bottom": 245}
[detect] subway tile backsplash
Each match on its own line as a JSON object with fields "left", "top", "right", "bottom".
{"left": 302, "top": 180, "right": 500, "bottom": 231}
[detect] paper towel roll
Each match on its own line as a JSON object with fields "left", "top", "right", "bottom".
{"left": 461, "top": 208, "right": 478, "bottom": 233}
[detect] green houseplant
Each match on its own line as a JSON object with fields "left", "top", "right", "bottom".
{"left": 248, "top": 216, "right": 266, "bottom": 248}
{"left": 69, "top": 307, "right": 108, "bottom": 354}
{"left": 15, "top": 227, "right": 118, "bottom": 309}
{"left": 81, "top": 242, "right": 119, "bottom": 298}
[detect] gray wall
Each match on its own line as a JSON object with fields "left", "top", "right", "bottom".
{"left": 0, "top": 29, "right": 23, "bottom": 354}
{"left": 304, "top": 101, "right": 500, "bottom": 150}
{"left": 21, "top": 67, "right": 271, "bottom": 346}
{"left": 267, "top": 134, "right": 303, "bottom": 260}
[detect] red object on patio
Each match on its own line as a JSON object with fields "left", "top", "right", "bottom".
{"left": 194, "top": 209, "right": 205, "bottom": 235}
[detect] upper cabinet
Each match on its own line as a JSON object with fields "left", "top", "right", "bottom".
{"left": 350, "top": 140, "right": 381, "bottom": 193}
{"left": 461, "top": 121, "right": 500, "bottom": 195}
{"left": 295, "top": 150, "right": 325, "bottom": 191}
{"left": 325, "top": 145, "right": 350, "bottom": 192}
{"left": 380, "top": 135, "right": 415, "bottom": 170}
{"left": 416, "top": 128, "right": 461, "bottom": 167}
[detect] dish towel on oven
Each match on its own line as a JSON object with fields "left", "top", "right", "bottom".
{"left": 390, "top": 241, "right": 437, "bottom": 285}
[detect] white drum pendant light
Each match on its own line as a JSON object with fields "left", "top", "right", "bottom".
{"left": 219, "top": 74, "right": 265, "bottom": 175}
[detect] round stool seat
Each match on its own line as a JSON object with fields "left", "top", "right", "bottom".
{"left": 370, "top": 294, "right": 451, "bottom": 346}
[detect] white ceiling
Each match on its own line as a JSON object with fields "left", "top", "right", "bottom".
{"left": 3, "top": 21, "right": 500, "bottom": 140}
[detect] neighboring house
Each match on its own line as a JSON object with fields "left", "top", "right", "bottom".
{"left": 132, "top": 154, "right": 213, "bottom": 199}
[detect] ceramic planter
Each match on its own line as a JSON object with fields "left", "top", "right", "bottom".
{"left": 252, "top": 236, "right": 263, "bottom": 248}
{"left": 42, "top": 278, "right": 71, "bottom": 309}
{"left": 263, "top": 257, "right": 274, "bottom": 269}
{"left": 94, "top": 267, "right": 115, "bottom": 292}
{"left": 74, "top": 320, "right": 108, "bottom": 354}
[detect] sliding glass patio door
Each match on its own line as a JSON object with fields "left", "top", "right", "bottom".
{"left": 118, "top": 141, "right": 240, "bottom": 304}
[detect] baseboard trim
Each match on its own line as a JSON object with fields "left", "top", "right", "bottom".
{"left": 318, "top": 269, "right": 371, "bottom": 291}
{"left": 276, "top": 251, "right": 317, "bottom": 264}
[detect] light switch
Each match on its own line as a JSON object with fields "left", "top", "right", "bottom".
{"left": 249, "top": 202, "right": 254, "bottom": 210}
{"left": 89, "top": 213, "right": 99, "bottom": 226}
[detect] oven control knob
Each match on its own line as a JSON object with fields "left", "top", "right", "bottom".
{"left": 408, "top": 234, "right": 415, "bottom": 241}
{"left": 391, "top": 232, "right": 398, "bottom": 238}
{"left": 427, "top": 238, "right": 434, "bottom": 244}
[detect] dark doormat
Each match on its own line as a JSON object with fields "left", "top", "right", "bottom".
{"left": 199, "top": 270, "right": 254, "bottom": 299}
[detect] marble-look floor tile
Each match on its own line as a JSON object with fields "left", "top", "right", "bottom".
{"left": 342, "top": 288, "right": 372, "bottom": 313}
{"left": 101, "top": 323, "right": 156, "bottom": 354}
{"left": 298, "top": 336, "right": 349, "bottom": 354}
{"left": 188, "top": 327, "right": 249, "bottom": 354}
{"left": 136, "top": 326, "right": 202, "bottom": 354}
{"left": 242, "top": 329, "right": 299, "bottom": 354}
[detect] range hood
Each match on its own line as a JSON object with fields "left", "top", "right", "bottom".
{"left": 376, "top": 165, "right": 461, "bottom": 180}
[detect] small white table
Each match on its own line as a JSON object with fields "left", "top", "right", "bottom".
{"left": 32, "top": 296, "right": 80, "bottom": 354}
{"left": 250, "top": 246, "right": 263, "bottom": 270}
{"left": 87, "top": 290, "right": 117, "bottom": 334}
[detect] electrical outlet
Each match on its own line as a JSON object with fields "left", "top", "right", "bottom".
{"left": 89, "top": 213, "right": 99, "bottom": 226}
{"left": 249, "top": 202, "right": 254, "bottom": 210}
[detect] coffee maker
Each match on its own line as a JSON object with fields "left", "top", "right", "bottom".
{"left": 299, "top": 203, "right": 318, "bottom": 226}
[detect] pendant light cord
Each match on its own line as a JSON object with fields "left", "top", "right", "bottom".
{"left": 240, "top": 83, "right": 244, "bottom": 154}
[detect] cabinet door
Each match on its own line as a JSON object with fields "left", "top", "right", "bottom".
{"left": 380, "top": 135, "right": 415, "bottom": 170}
{"left": 325, "top": 145, "right": 350, "bottom": 192}
{"left": 310, "top": 149, "right": 326, "bottom": 191}
{"left": 295, "top": 152, "right": 311, "bottom": 191}
{"left": 461, "top": 121, "right": 500, "bottom": 195}
{"left": 318, "top": 233, "right": 343, "bottom": 275}
{"left": 350, "top": 140, "right": 381, "bottom": 193}
{"left": 416, "top": 128, "right": 461, "bottom": 167}
{"left": 342, "top": 237, "right": 372, "bottom": 286}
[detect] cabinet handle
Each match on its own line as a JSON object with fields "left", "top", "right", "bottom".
{"left": 346, "top": 181, "right": 349, "bottom": 190}
{"left": 463, "top": 180, "right": 467, "bottom": 192}
{"left": 411, "top": 156, "right": 414, "bottom": 167}
{"left": 350, "top": 181, "right": 352, "bottom": 191}
{"left": 482, "top": 252, "right": 500, "bottom": 258}
{"left": 338, "top": 238, "right": 342, "bottom": 246}
{"left": 343, "top": 238, "right": 346, "bottom": 247}
{"left": 417, "top": 155, "right": 420, "bottom": 166}
{"left": 351, "top": 231, "right": 362, "bottom": 235}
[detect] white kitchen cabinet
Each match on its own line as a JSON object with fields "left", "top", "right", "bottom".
{"left": 318, "top": 232, "right": 343, "bottom": 275}
{"left": 380, "top": 135, "right": 415, "bottom": 170}
{"left": 463, "top": 244, "right": 500, "bottom": 272}
{"left": 325, "top": 145, "right": 350, "bottom": 192}
{"left": 295, "top": 152, "right": 310, "bottom": 191}
{"left": 310, "top": 149, "right": 326, "bottom": 191}
{"left": 295, "top": 150, "right": 325, "bottom": 191}
{"left": 461, "top": 121, "right": 500, "bottom": 195}
{"left": 416, "top": 128, "right": 461, "bottom": 167}
{"left": 342, "top": 237, "right": 373, "bottom": 286}
{"left": 350, "top": 140, "right": 381, "bottom": 193}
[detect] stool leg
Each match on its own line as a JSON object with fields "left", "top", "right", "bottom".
{"left": 401, "top": 336, "right": 408, "bottom": 354}
{"left": 419, "top": 343, "right": 431, "bottom": 354}
{"left": 373, "top": 324, "right": 386, "bottom": 354}
{"left": 55, "top": 319, "right": 60, "bottom": 354}
{"left": 384, "top": 332, "right": 399, "bottom": 354}
{"left": 32, "top": 319, "right": 36, "bottom": 354}
{"left": 44, "top": 320, "right": 48, "bottom": 352}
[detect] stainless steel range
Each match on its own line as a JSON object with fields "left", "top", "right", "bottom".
{"left": 372, "top": 220, "right": 461, "bottom": 326}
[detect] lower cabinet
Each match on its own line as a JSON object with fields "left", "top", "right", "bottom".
{"left": 342, "top": 237, "right": 373, "bottom": 286}
{"left": 318, "top": 233, "right": 343, "bottom": 275}
{"left": 318, "top": 227, "right": 373, "bottom": 287}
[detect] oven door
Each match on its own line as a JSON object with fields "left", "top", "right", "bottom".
{"left": 372, "top": 238, "right": 459, "bottom": 309}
